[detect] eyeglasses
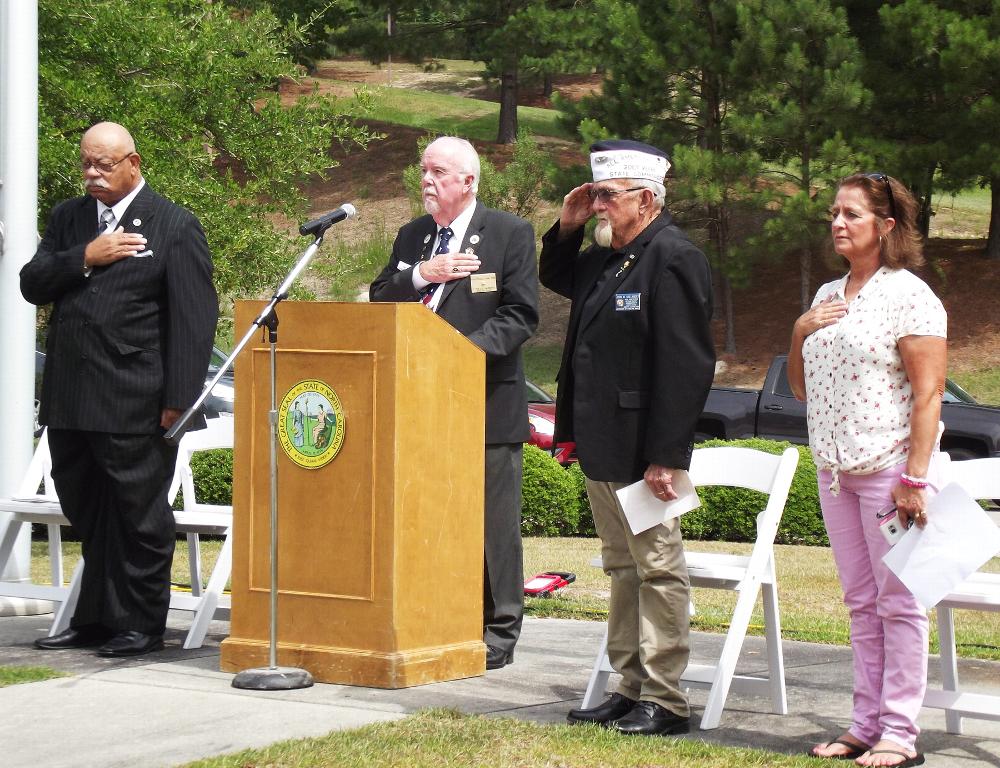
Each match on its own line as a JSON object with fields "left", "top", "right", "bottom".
{"left": 80, "top": 153, "right": 134, "bottom": 174}
{"left": 589, "top": 186, "right": 645, "bottom": 203}
{"left": 864, "top": 173, "right": 896, "bottom": 220}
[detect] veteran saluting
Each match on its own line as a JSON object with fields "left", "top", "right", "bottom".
{"left": 540, "top": 140, "right": 715, "bottom": 734}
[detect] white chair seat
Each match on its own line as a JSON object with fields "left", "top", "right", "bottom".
{"left": 580, "top": 445, "right": 799, "bottom": 730}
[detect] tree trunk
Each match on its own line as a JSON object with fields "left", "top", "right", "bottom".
{"left": 497, "top": 67, "right": 518, "bottom": 144}
{"left": 988, "top": 176, "right": 1000, "bottom": 260}
{"left": 800, "top": 245, "right": 811, "bottom": 313}
{"left": 542, "top": 73, "right": 553, "bottom": 99}
{"left": 914, "top": 164, "right": 936, "bottom": 238}
{"left": 722, "top": 272, "right": 736, "bottom": 356}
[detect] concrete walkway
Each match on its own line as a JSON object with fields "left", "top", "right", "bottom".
{"left": 1, "top": 612, "right": 998, "bottom": 767}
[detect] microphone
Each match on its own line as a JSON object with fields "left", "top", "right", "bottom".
{"left": 299, "top": 203, "right": 357, "bottom": 236}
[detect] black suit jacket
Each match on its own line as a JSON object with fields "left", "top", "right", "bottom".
{"left": 539, "top": 211, "right": 715, "bottom": 482}
{"left": 369, "top": 202, "right": 538, "bottom": 444}
{"left": 20, "top": 183, "right": 218, "bottom": 434}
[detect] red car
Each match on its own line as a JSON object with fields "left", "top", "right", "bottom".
{"left": 526, "top": 380, "right": 576, "bottom": 465}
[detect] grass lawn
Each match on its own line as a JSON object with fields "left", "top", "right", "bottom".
{"left": 524, "top": 537, "right": 1000, "bottom": 659}
{"left": 30, "top": 536, "right": 1000, "bottom": 660}
{"left": 951, "top": 367, "right": 1000, "bottom": 406}
{"left": 523, "top": 343, "right": 563, "bottom": 395}
{"left": 930, "top": 186, "right": 991, "bottom": 239}
{"left": 183, "top": 708, "right": 819, "bottom": 768}
{"left": 355, "top": 84, "right": 571, "bottom": 143}
{"left": 0, "top": 665, "right": 68, "bottom": 687}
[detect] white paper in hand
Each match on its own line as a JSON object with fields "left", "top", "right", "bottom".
{"left": 882, "top": 482, "right": 1000, "bottom": 608}
{"left": 616, "top": 470, "right": 700, "bottom": 535}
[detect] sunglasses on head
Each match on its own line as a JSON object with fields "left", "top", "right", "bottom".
{"left": 864, "top": 172, "right": 896, "bottom": 220}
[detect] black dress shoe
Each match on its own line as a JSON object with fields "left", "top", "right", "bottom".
{"left": 485, "top": 644, "right": 513, "bottom": 670}
{"left": 567, "top": 692, "right": 637, "bottom": 725}
{"left": 35, "top": 626, "right": 112, "bottom": 650}
{"left": 613, "top": 701, "right": 690, "bottom": 735}
{"left": 96, "top": 630, "right": 165, "bottom": 658}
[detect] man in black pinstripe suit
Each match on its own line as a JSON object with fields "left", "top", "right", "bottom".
{"left": 20, "top": 122, "right": 218, "bottom": 657}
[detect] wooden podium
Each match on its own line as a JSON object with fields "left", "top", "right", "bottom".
{"left": 219, "top": 301, "right": 486, "bottom": 687}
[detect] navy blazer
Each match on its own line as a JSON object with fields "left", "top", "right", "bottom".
{"left": 539, "top": 211, "right": 715, "bottom": 482}
{"left": 20, "top": 184, "right": 218, "bottom": 434}
{"left": 369, "top": 201, "right": 539, "bottom": 444}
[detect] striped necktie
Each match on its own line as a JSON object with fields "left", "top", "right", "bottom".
{"left": 99, "top": 208, "right": 116, "bottom": 234}
{"left": 421, "top": 227, "right": 455, "bottom": 307}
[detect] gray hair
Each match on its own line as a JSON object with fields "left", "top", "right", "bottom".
{"left": 629, "top": 178, "right": 665, "bottom": 210}
{"left": 427, "top": 136, "right": 481, "bottom": 195}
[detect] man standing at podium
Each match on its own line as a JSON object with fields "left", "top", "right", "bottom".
{"left": 370, "top": 136, "right": 538, "bottom": 670}
{"left": 20, "top": 122, "right": 218, "bottom": 657}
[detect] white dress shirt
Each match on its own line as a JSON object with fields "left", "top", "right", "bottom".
{"left": 412, "top": 198, "right": 478, "bottom": 312}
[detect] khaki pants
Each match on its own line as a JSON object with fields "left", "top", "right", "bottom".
{"left": 586, "top": 478, "right": 690, "bottom": 717}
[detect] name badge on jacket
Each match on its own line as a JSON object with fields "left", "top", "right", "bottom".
{"left": 471, "top": 272, "right": 497, "bottom": 293}
{"left": 615, "top": 292, "right": 641, "bottom": 311}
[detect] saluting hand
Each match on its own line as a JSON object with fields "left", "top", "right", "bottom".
{"left": 558, "top": 183, "right": 595, "bottom": 236}
{"left": 84, "top": 226, "right": 147, "bottom": 267}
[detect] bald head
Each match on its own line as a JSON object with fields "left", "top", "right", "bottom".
{"left": 80, "top": 122, "right": 142, "bottom": 205}
{"left": 82, "top": 122, "right": 136, "bottom": 154}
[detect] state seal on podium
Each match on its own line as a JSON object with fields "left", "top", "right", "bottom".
{"left": 278, "top": 379, "right": 345, "bottom": 469}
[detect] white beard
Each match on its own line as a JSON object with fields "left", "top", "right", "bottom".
{"left": 594, "top": 219, "right": 613, "bottom": 248}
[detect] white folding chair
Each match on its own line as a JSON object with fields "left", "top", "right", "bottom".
{"left": 163, "top": 415, "right": 235, "bottom": 649}
{"left": 922, "top": 455, "right": 1000, "bottom": 733}
{"left": 0, "top": 430, "right": 82, "bottom": 629}
{"left": 581, "top": 445, "right": 800, "bottom": 730}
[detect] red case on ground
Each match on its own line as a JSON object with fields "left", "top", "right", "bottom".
{"left": 523, "top": 571, "right": 577, "bottom": 597}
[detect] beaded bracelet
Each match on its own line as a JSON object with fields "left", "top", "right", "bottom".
{"left": 900, "top": 473, "right": 929, "bottom": 489}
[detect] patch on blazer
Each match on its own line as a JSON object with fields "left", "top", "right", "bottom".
{"left": 614, "top": 292, "right": 641, "bottom": 311}
{"left": 278, "top": 380, "right": 346, "bottom": 469}
{"left": 470, "top": 272, "right": 497, "bottom": 293}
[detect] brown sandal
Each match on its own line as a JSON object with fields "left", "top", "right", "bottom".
{"left": 808, "top": 737, "right": 871, "bottom": 760}
{"left": 858, "top": 749, "right": 925, "bottom": 768}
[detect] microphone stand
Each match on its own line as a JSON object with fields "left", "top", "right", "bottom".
{"left": 166, "top": 223, "right": 339, "bottom": 691}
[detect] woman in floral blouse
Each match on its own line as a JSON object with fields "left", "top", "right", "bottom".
{"left": 788, "top": 173, "right": 946, "bottom": 768}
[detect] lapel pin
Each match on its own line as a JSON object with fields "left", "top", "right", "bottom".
{"left": 423, "top": 234, "right": 431, "bottom": 244}
{"left": 469, "top": 234, "right": 480, "bottom": 245}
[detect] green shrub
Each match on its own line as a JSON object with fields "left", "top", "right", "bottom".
{"left": 682, "top": 438, "right": 826, "bottom": 546}
{"left": 521, "top": 445, "right": 579, "bottom": 536}
{"left": 178, "top": 439, "right": 826, "bottom": 546}
{"left": 176, "top": 448, "right": 234, "bottom": 509}
{"left": 566, "top": 463, "right": 596, "bottom": 536}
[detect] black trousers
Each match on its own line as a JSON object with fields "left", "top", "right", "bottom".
{"left": 483, "top": 443, "right": 524, "bottom": 653}
{"left": 48, "top": 429, "right": 178, "bottom": 635}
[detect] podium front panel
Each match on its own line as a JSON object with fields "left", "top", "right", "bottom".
{"left": 247, "top": 347, "right": 375, "bottom": 600}
{"left": 222, "top": 301, "right": 486, "bottom": 687}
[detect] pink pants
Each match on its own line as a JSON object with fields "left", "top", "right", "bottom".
{"left": 819, "top": 464, "right": 929, "bottom": 751}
